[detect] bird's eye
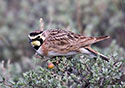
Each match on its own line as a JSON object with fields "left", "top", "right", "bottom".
{"left": 37, "top": 36, "right": 40, "bottom": 39}
{"left": 29, "top": 33, "right": 36, "bottom": 36}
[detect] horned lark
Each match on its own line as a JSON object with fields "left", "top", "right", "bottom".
{"left": 28, "top": 29, "right": 110, "bottom": 61}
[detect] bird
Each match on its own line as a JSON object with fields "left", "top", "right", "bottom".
{"left": 28, "top": 29, "right": 110, "bottom": 61}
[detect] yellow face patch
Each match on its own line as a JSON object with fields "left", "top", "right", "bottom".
{"left": 31, "top": 41, "right": 41, "bottom": 46}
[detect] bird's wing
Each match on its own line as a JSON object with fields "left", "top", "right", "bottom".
{"left": 47, "top": 29, "right": 97, "bottom": 47}
{"left": 42, "top": 32, "right": 79, "bottom": 54}
{"left": 78, "top": 36, "right": 110, "bottom": 47}
{"left": 40, "top": 29, "right": 110, "bottom": 54}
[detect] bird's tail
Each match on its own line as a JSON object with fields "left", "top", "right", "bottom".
{"left": 95, "top": 36, "right": 110, "bottom": 43}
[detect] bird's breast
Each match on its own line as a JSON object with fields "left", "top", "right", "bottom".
{"left": 37, "top": 45, "right": 48, "bottom": 56}
{"left": 47, "top": 51, "right": 78, "bottom": 56}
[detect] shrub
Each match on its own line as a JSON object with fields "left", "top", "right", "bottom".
{"left": 0, "top": 53, "right": 124, "bottom": 88}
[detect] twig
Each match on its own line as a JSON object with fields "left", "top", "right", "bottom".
{"left": 40, "top": 18, "right": 44, "bottom": 31}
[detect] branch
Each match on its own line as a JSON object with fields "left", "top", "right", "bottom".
{"left": 40, "top": 18, "right": 44, "bottom": 31}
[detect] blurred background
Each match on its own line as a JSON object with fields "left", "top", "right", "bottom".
{"left": 0, "top": 0, "right": 125, "bottom": 74}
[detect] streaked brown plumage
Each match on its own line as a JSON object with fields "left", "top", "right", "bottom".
{"left": 28, "top": 29, "right": 110, "bottom": 61}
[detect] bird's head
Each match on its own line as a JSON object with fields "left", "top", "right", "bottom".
{"left": 28, "top": 30, "right": 45, "bottom": 50}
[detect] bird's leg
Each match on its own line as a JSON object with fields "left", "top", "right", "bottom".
{"left": 41, "top": 56, "right": 51, "bottom": 62}
{"left": 34, "top": 53, "right": 51, "bottom": 62}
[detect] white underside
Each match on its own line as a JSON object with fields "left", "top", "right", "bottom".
{"left": 79, "top": 48, "right": 91, "bottom": 54}
{"left": 37, "top": 47, "right": 96, "bottom": 57}
{"left": 48, "top": 51, "right": 78, "bottom": 56}
{"left": 79, "top": 48, "right": 96, "bottom": 57}
{"left": 37, "top": 46, "right": 78, "bottom": 56}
